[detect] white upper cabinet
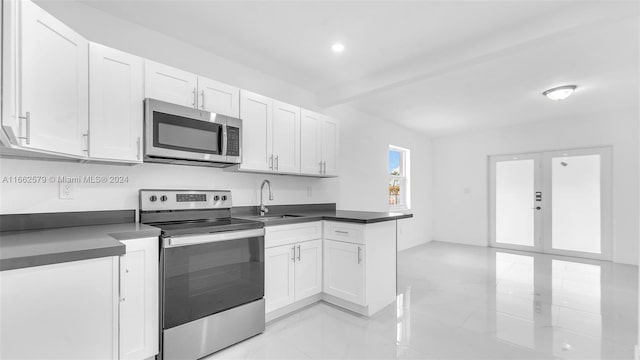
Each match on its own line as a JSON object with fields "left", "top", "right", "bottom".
{"left": 300, "top": 109, "right": 338, "bottom": 177}
{"left": 321, "top": 116, "right": 339, "bottom": 176}
{"left": 17, "top": 0, "right": 89, "bottom": 156}
{"left": 272, "top": 101, "right": 300, "bottom": 174}
{"left": 197, "top": 77, "right": 240, "bottom": 118}
{"left": 238, "top": 91, "right": 301, "bottom": 174}
{"left": 144, "top": 60, "right": 240, "bottom": 118}
{"left": 89, "top": 43, "right": 143, "bottom": 163}
{"left": 144, "top": 60, "right": 198, "bottom": 108}
{"left": 239, "top": 90, "right": 273, "bottom": 171}
{"left": 300, "top": 110, "right": 323, "bottom": 176}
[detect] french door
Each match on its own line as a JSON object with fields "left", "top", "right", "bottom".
{"left": 489, "top": 147, "right": 612, "bottom": 261}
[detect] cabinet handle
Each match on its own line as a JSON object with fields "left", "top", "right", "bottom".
{"left": 275, "top": 155, "right": 279, "bottom": 171}
{"left": 192, "top": 88, "right": 197, "bottom": 108}
{"left": 82, "top": 133, "right": 89, "bottom": 154}
{"left": 200, "top": 90, "right": 205, "bottom": 109}
{"left": 291, "top": 246, "right": 296, "bottom": 261}
{"left": 323, "top": 161, "right": 327, "bottom": 175}
{"left": 120, "top": 256, "right": 126, "bottom": 302}
{"left": 136, "top": 137, "right": 141, "bottom": 160}
{"left": 319, "top": 161, "right": 323, "bottom": 174}
{"left": 17, "top": 112, "right": 30, "bottom": 145}
{"left": 269, "top": 155, "right": 274, "bottom": 170}
{"left": 297, "top": 245, "right": 301, "bottom": 261}
{"left": 335, "top": 230, "right": 349, "bottom": 235}
{"left": 357, "top": 246, "right": 362, "bottom": 264}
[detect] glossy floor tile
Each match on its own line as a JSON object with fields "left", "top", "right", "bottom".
{"left": 206, "top": 241, "right": 638, "bottom": 359}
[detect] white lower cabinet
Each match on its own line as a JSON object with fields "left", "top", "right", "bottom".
{"left": 265, "top": 222, "right": 322, "bottom": 314}
{"left": 323, "top": 239, "right": 365, "bottom": 306}
{"left": 322, "top": 221, "right": 397, "bottom": 317}
{"left": 119, "top": 236, "right": 159, "bottom": 360}
{"left": 0, "top": 257, "right": 120, "bottom": 360}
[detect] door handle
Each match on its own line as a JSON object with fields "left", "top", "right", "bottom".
{"left": 297, "top": 245, "right": 301, "bottom": 261}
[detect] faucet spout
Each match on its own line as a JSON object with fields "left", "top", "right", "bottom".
{"left": 260, "top": 180, "right": 273, "bottom": 216}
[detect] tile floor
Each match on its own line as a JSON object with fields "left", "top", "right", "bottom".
{"left": 207, "top": 241, "right": 638, "bottom": 359}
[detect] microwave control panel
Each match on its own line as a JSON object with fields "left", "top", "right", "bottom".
{"left": 226, "top": 127, "right": 240, "bottom": 157}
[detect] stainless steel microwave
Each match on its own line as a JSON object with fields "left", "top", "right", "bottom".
{"left": 144, "top": 98, "right": 242, "bottom": 167}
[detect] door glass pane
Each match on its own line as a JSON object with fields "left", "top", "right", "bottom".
{"left": 495, "top": 160, "right": 535, "bottom": 246}
{"left": 551, "top": 155, "right": 601, "bottom": 253}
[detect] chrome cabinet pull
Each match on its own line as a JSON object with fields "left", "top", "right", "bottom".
{"left": 200, "top": 90, "right": 205, "bottom": 109}
{"left": 319, "top": 161, "right": 323, "bottom": 174}
{"left": 335, "top": 230, "right": 349, "bottom": 235}
{"left": 357, "top": 246, "right": 362, "bottom": 264}
{"left": 323, "top": 161, "right": 327, "bottom": 175}
{"left": 82, "top": 132, "right": 89, "bottom": 154}
{"left": 297, "top": 245, "right": 301, "bottom": 261}
{"left": 269, "top": 155, "right": 274, "bottom": 170}
{"left": 275, "top": 155, "right": 279, "bottom": 171}
{"left": 136, "top": 137, "right": 141, "bottom": 160}
{"left": 17, "top": 112, "right": 30, "bottom": 145}
{"left": 291, "top": 246, "right": 296, "bottom": 261}
{"left": 192, "top": 88, "right": 197, "bottom": 108}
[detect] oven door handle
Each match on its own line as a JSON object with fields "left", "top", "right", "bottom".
{"left": 163, "top": 228, "right": 265, "bottom": 248}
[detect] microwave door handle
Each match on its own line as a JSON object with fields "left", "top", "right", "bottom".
{"left": 220, "top": 124, "right": 227, "bottom": 156}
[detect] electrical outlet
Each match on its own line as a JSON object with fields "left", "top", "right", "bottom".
{"left": 59, "top": 183, "right": 75, "bottom": 200}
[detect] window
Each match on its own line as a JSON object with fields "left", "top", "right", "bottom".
{"left": 389, "top": 146, "right": 410, "bottom": 210}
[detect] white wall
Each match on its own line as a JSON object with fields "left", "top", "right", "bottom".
{"left": 0, "top": 1, "right": 435, "bottom": 251}
{"left": 432, "top": 109, "right": 639, "bottom": 265}
{"left": 326, "top": 105, "right": 433, "bottom": 251}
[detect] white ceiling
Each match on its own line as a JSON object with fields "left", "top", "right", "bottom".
{"left": 78, "top": 0, "right": 639, "bottom": 137}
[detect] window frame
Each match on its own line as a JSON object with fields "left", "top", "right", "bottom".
{"left": 388, "top": 145, "right": 410, "bottom": 211}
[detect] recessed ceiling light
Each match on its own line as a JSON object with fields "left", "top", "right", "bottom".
{"left": 331, "top": 43, "right": 345, "bottom": 53}
{"left": 542, "top": 85, "right": 577, "bottom": 101}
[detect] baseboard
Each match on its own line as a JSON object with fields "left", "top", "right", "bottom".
{"left": 265, "top": 294, "right": 322, "bottom": 323}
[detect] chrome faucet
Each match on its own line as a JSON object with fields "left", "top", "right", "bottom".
{"left": 260, "top": 180, "right": 274, "bottom": 216}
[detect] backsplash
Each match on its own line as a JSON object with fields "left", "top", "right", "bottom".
{"left": 0, "top": 158, "right": 338, "bottom": 214}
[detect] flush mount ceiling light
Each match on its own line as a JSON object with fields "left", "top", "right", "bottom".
{"left": 331, "top": 43, "right": 345, "bottom": 53}
{"left": 542, "top": 85, "right": 577, "bottom": 101}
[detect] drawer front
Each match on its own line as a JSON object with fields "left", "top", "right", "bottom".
{"left": 323, "top": 221, "right": 365, "bottom": 245}
{"left": 265, "top": 222, "right": 322, "bottom": 248}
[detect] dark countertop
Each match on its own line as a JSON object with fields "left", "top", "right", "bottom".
{"left": 235, "top": 209, "right": 413, "bottom": 226}
{"left": 0, "top": 223, "right": 161, "bottom": 271}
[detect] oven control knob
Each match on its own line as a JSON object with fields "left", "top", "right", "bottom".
{"left": 149, "top": 195, "right": 157, "bottom": 202}
{"left": 160, "top": 195, "right": 168, "bottom": 202}
{"left": 213, "top": 195, "right": 220, "bottom": 201}
{"left": 221, "top": 195, "right": 228, "bottom": 201}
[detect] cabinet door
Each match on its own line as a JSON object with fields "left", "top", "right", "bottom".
{"left": 19, "top": 0, "right": 88, "bottom": 156}
{"left": 272, "top": 100, "right": 300, "bottom": 174}
{"left": 265, "top": 244, "right": 296, "bottom": 313}
{"left": 239, "top": 90, "right": 273, "bottom": 171}
{"left": 89, "top": 43, "right": 143, "bottom": 162}
{"left": 144, "top": 60, "right": 197, "bottom": 108}
{"left": 0, "top": 257, "right": 119, "bottom": 359}
{"left": 300, "top": 109, "right": 323, "bottom": 176}
{"left": 197, "top": 77, "right": 240, "bottom": 118}
{"left": 120, "top": 237, "right": 159, "bottom": 360}
{"left": 321, "top": 116, "right": 339, "bottom": 176}
{"left": 294, "top": 239, "right": 323, "bottom": 301}
{"left": 323, "top": 240, "right": 365, "bottom": 306}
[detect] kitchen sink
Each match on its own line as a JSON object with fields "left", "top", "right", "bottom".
{"left": 254, "top": 214, "right": 303, "bottom": 221}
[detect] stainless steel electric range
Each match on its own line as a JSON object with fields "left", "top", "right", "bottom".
{"left": 139, "top": 189, "right": 265, "bottom": 360}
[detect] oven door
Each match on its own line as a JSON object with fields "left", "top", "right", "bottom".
{"left": 161, "top": 229, "right": 264, "bottom": 330}
{"left": 145, "top": 98, "right": 226, "bottom": 162}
